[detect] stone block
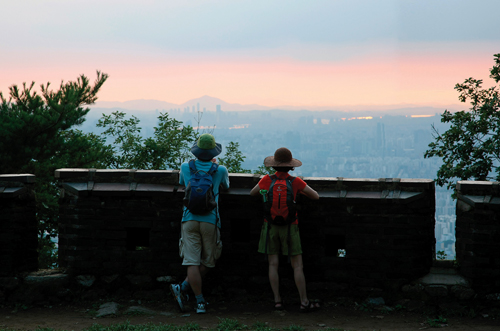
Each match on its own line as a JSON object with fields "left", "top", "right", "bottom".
{"left": 425, "top": 285, "right": 448, "bottom": 297}
{"left": 75, "top": 275, "right": 96, "bottom": 287}
{"left": 0, "top": 277, "right": 20, "bottom": 290}
{"left": 451, "top": 285, "right": 475, "bottom": 300}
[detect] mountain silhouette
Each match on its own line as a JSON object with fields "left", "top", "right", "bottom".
{"left": 94, "top": 96, "right": 271, "bottom": 111}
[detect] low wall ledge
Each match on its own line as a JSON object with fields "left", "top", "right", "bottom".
{"left": 457, "top": 180, "right": 500, "bottom": 196}
{"left": 458, "top": 194, "right": 500, "bottom": 207}
{"left": 0, "top": 186, "right": 28, "bottom": 198}
{"left": 0, "top": 174, "right": 35, "bottom": 183}
{"left": 55, "top": 168, "right": 180, "bottom": 179}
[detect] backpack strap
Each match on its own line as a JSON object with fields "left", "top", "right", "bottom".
{"left": 207, "top": 162, "right": 219, "bottom": 175}
{"left": 189, "top": 159, "right": 218, "bottom": 175}
{"left": 263, "top": 175, "right": 276, "bottom": 224}
{"left": 188, "top": 159, "right": 197, "bottom": 174}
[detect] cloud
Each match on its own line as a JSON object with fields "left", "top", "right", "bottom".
{"left": 1, "top": 1, "right": 499, "bottom": 108}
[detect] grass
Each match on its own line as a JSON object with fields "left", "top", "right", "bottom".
{"left": 426, "top": 316, "right": 448, "bottom": 328}
{"left": 0, "top": 319, "right": 361, "bottom": 331}
{"left": 216, "top": 318, "right": 248, "bottom": 331}
{"left": 281, "top": 326, "right": 304, "bottom": 331}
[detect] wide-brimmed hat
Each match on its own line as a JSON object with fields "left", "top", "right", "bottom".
{"left": 191, "top": 133, "right": 222, "bottom": 160}
{"left": 264, "top": 147, "right": 302, "bottom": 167}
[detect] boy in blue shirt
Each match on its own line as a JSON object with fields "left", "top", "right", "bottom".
{"left": 170, "top": 134, "right": 229, "bottom": 314}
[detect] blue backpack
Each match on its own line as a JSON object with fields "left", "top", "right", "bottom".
{"left": 183, "top": 160, "right": 219, "bottom": 215}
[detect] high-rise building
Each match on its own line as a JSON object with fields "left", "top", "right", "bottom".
{"left": 376, "top": 123, "right": 385, "bottom": 151}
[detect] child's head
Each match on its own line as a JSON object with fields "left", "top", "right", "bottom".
{"left": 272, "top": 166, "right": 295, "bottom": 173}
{"left": 264, "top": 147, "right": 302, "bottom": 169}
{"left": 191, "top": 133, "right": 222, "bottom": 161}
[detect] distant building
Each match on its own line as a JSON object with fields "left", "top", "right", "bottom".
{"left": 216, "top": 105, "right": 222, "bottom": 112}
{"left": 376, "top": 123, "right": 386, "bottom": 152}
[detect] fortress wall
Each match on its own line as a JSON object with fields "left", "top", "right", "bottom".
{"left": 56, "top": 169, "right": 435, "bottom": 290}
{"left": 0, "top": 174, "right": 38, "bottom": 276}
{"left": 456, "top": 181, "right": 500, "bottom": 293}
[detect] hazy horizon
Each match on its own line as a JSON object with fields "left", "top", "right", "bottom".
{"left": 93, "top": 96, "right": 464, "bottom": 113}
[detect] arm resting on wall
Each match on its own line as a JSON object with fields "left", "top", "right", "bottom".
{"left": 300, "top": 185, "right": 319, "bottom": 200}
{"left": 250, "top": 183, "right": 261, "bottom": 196}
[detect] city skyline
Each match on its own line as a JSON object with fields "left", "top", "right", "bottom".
{"left": 1, "top": 1, "right": 499, "bottom": 110}
{"left": 94, "top": 95, "right": 466, "bottom": 114}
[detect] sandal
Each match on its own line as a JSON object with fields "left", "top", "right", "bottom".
{"left": 300, "top": 300, "right": 320, "bottom": 313}
{"left": 274, "top": 301, "right": 284, "bottom": 310}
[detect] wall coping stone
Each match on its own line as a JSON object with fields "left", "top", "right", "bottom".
{"left": 0, "top": 174, "right": 35, "bottom": 183}
{"left": 55, "top": 169, "right": 434, "bottom": 198}
{"left": 457, "top": 180, "right": 500, "bottom": 195}
{"left": 0, "top": 174, "right": 35, "bottom": 198}
{"left": 457, "top": 181, "right": 500, "bottom": 206}
{"left": 0, "top": 186, "right": 28, "bottom": 198}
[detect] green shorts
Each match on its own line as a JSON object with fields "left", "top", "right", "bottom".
{"left": 258, "top": 222, "right": 302, "bottom": 256}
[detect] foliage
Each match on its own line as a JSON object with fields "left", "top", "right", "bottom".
{"left": 96, "top": 111, "right": 196, "bottom": 170}
{"left": 426, "top": 315, "right": 448, "bottom": 328}
{"left": 218, "top": 142, "right": 276, "bottom": 175}
{"left": 436, "top": 250, "right": 447, "bottom": 260}
{"left": 216, "top": 318, "right": 248, "bottom": 331}
{"left": 0, "top": 72, "right": 111, "bottom": 268}
{"left": 251, "top": 322, "right": 278, "bottom": 331}
{"left": 281, "top": 326, "right": 304, "bottom": 331}
{"left": 425, "top": 53, "right": 500, "bottom": 195}
{"left": 0, "top": 320, "right": 358, "bottom": 331}
{"left": 218, "top": 141, "right": 251, "bottom": 173}
{"left": 253, "top": 165, "right": 274, "bottom": 175}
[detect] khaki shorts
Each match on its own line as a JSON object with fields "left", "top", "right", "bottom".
{"left": 180, "top": 221, "right": 222, "bottom": 267}
{"left": 258, "top": 222, "right": 302, "bottom": 256}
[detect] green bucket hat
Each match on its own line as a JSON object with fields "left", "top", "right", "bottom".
{"left": 191, "top": 133, "right": 222, "bottom": 160}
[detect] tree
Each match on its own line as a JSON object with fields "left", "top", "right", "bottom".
{"left": 218, "top": 141, "right": 251, "bottom": 173}
{"left": 97, "top": 111, "right": 197, "bottom": 170}
{"left": 253, "top": 165, "right": 274, "bottom": 175}
{"left": 0, "top": 71, "right": 110, "bottom": 173}
{"left": 425, "top": 53, "right": 500, "bottom": 195}
{"left": 0, "top": 71, "right": 112, "bottom": 268}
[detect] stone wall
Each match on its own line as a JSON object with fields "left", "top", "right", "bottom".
{"left": 0, "top": 174, "right": 38, "bottom": 276}
{"left": 456, "top": 181, "right": 500, "bottom": 294}
{"left": 56, "top": 169, "right": 435, "bottom": 291}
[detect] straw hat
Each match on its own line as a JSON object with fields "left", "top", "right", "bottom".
{"left": 263, "top": 147, "right": 302, "bottom": 167}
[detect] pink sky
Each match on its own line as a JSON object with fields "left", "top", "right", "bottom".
{"left": 1, "top": 46, "right": 494, "bottom": 110}
{"left": 1, "top": 0, "right": 498, "bottom": 111}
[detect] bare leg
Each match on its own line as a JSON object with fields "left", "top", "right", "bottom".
{"left": 268, "top": 254, "right": 281, "bottom": 303}
{"left": 290, "top": 254, "right": 308, "bottom": 305}
{"left": 187, "top": 265, "right": 203, "bottom": 296}
{"left": 183, "top": 264, "right": 210, "bottom": 286}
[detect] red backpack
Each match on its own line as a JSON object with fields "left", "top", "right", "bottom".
{"left": 263, "top": 174, "right": 297, "bottom": 225}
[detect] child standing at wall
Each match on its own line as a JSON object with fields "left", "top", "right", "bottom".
{"left": 250, "top": 147, "right": 320, "bottom": 312}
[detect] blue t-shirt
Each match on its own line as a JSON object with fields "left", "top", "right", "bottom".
{"left": 179, "top": 160, "right": 230, "bottom": 227}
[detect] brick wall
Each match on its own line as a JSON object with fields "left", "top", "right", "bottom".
{"left": 0, "top": 174, "right": 38, "bottom": 276}
{"left": 56, "top": 169, "right": 435, "bottom": 290}
{"left": 456, "top": 181, "right": 500, "bottom": 293}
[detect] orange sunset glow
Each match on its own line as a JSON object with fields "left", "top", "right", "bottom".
{"left": 1, "top": 1, "right": 498, "bottom": 111}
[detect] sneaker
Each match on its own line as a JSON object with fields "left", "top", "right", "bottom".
{"left": 170, "top": 284, "right": 185, "bottom": 312}
{"left": 196, "top": 301, "right": 206, "bottom": 314}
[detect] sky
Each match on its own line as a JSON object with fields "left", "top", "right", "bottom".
{"left": 1, "top": 0, "right": 499, "bottom": 110}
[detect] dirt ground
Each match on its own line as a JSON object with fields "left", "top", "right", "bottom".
{"left": 2, "top": 296, "right": 500, "bottom": 331}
